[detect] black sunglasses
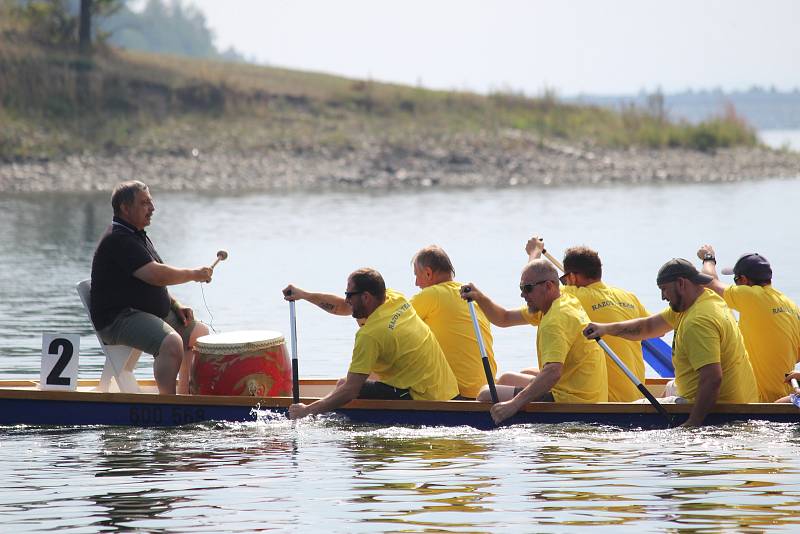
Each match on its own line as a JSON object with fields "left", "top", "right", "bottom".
{"left": 345, "top": 290, "right": 365, "bottom": 299}
{"left": 559, "top": 272, "right": 575, "bottom": 285}
{"left": 519, "top": 280, "right": 550, "bottom": 294}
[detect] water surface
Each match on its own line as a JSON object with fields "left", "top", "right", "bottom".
{"left": 1, "top": 179, "right": 800, "bottom": 531}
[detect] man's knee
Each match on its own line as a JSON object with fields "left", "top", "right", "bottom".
{"left": 497, "top": 371, "right": 530, "bottom": 386}
{"left": 158, "top": 332, "right": 184, "bottom": 363}
{"left": 190, "top": 322, "right": 209, "bottom": 344}
{"left": 476, "top": 387, "right": 493, "bottom": 402}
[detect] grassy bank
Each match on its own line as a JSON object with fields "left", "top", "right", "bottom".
{"left": 0, "top": 14, "right": 758, "bottom": 162}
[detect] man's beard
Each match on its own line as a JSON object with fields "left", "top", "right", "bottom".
{"left": 668, "top": 294, "right": 684, "bottom": 312}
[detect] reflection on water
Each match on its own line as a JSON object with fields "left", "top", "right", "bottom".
{"left": 0, "top": 420, "right": 799, "bottom": 530}
{"left": 347, "top": 433, "right": 494, "bottom": 529}
{"left": 2, "top": 183, "right": 800, "bottom": 531}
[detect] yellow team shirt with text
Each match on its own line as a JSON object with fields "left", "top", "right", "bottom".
{"left": 723, "top": 284, "right": 800, "bottom": 401}
{"left": 562, "top": 282, "right": 649, "bottom": 401}
{"left": 411, "top": 281, "right": 497, "bottom": 398}
{"left": 520, "top": 293, "right": 608, "bottom": 403}
{"left": 349, "top": 289, "right": 459, "bottom": 401}
{"left": 660, "top": 289, "right": 758, "bottom": 403}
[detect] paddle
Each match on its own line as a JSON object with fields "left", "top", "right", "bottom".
{"left": 790, "top": 376, "right": 800, "bottom": 409}
{"left": 288, "top": 296, "right": 300, "bottom": 404}
{"left": 542, "top": 249, "right": 564, "bottom": 271}
{"left": 463, "top": 287, "right": 499, "bottom": 403}
{"left": 540, "top": 242, "right": 675, "bottom": 378}
{"left": 595, "top": 338, "right": 673, "bottom": 426}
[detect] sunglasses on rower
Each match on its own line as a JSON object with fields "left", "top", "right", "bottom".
{"left": 344, "top": 290, "right": 365, "bottom": 299}
{"left": 559, "top": 272, "right": 576, "bottom": 285}
{"left": 519, "top": 280, "right": 551, "bottom": 294}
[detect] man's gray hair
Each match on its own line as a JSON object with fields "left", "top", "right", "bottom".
{"left": 111, "top": 181, "right": 149, "bottom": 216}
{"left": 522, "top": 259, "right": 559, "bottom": 281}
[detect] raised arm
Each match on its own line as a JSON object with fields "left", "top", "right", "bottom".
{"left": 583, "top": 313, "right": 672, "bottom": 341}
{"left": 460, "top": 283, "right": 527, "bottom": 327}
{"left": 697, "top": 244, "right": 726, "bottom": 297}
{"left": 525, "top": 235, "right": 545, "bottom": 262}
{"left": 283, "top": 284, "right": 351, "bottom": 316}
{"left": 134, "top": 261, "right": 212, "bottom": 286}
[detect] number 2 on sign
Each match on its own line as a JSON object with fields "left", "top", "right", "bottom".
{"left": 40, "top": 333, "right": 80, "bottom": 391}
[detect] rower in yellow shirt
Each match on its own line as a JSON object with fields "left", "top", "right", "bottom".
{"left": 285, "top": 268, "right": 458, "bottom": 420}
{"left": 527, "top": 236, "right": 649, "bottom": 402}
{"left": 584, "top": 258, "right": 758, "bottom": 427}
{"left": 460, "top": 259, "right": 608, "bottom": 425}
{"left": 410, "top": 245, "right": 497, "bottom": 399}
{"left": 698, "top": 246, "right": 800, "bottom": 402}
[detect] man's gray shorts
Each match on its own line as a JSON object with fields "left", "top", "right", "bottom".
{"left": 98, "top": 308, "right": 196, "bottom": 357}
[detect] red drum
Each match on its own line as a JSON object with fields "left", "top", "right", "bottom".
{"left": 192, "top": 330, "right": 292, "bottom": 396}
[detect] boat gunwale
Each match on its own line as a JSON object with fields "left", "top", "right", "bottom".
{"left": 0, "top": 379, "right": 796, "bottom": 416}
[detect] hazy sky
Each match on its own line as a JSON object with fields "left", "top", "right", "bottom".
{"left": 187, "top": 0, "right": 799, "bottom": 96}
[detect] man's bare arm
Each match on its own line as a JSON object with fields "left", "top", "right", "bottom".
{"left": 460, "top": 283, "right": 527, "bottom": 327}
{"left": 682, "top": 363, "right": 722, "bottom": 427}
{"left": 584, "top": 313, "right": 672, "bottom": 341}
{"left": 288, "top": 372, "right": 367, "bottom": 419}
{"left": 697, "top": 244, "right": 726, "bottom": 297}
{"left": 283, "top": 284, "right": 351, "bottom": 316}
{"left": 134, "top": 261, "right": 211, "bottom": 286}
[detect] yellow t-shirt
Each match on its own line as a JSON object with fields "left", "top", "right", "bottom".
{"left": 410, "top": 281, "right": 496, "bottom": 398}
{"left": 723, "top": 284, "right": 800, "bottom": 402}
{"left": 660, "top": 289, "right": 758, "bottom": 403}
{"left": 349, "top": 289, "right": 459, "bottom": 401}
{"left": 562, "top": 282, "right": 649, "bottom": 401}
{"left": 520, "top": 293, "right": 608, "bottom": 403}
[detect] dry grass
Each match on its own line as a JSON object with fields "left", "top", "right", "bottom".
{"left": 0, "top": 20, "right": 759, "bottom": 161}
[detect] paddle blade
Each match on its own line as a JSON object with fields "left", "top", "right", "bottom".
{"left": 642, "top": 338, "right": 674, "bottom": 378}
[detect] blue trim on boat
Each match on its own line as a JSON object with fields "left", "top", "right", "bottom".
{"left": 2, "top": 395, "right": 798, "bottom": 429}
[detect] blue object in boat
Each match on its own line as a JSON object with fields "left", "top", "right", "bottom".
{"left": 642, "top": 337, "right": 674, "bottom": 378}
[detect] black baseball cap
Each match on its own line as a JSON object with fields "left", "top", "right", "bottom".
{"left": 656, "top": 258, "right": 713, "bottom": 286}
{"left": 721, "top": 253, "right": 772, "bottom": 280}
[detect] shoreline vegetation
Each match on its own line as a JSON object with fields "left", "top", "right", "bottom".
{"left": 2, "top": 10, "right": 799, "bottom": 193}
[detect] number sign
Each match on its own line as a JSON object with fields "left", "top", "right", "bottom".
{"left": 40, "top": 333, "right": 80, "bottom": 391}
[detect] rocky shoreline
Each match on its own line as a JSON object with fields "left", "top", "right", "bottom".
{"left": 2, "top": 133, "right": 799, "bottom": 193}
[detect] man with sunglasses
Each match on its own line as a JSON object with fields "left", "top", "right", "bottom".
{"left": 460, "top": 259, "right": 608, "bottom": 425}
{"left": 697, "top": 246, "right": 800, "bottom": 402}
{"left": 287, "top": 268, "right": 458, "bottom": 420}
{"left": 583, "top": 258, "right": 758, "bottom": 427}
{"left": 526, "top": 237, "right": 649, "bottom": 402}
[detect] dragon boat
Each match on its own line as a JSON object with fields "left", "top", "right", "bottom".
{"left": 1, "top": 378, "right": 797, "bottom": 429}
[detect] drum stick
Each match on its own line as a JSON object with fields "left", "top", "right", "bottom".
{"left": 210, "top": 250, "right": 228, "bottom": 269}
{"left": 289, "top": 296, "right": 300, "bottom": 404}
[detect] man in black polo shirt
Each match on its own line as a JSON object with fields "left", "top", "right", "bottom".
{"left": 90, "top": 181, "right": 213, "bottom": 394}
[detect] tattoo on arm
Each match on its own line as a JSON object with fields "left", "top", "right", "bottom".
{"left": 317, "top": 302, "right": 335, "bottom": 312}
{"left": 618, "top": 323, "right": 641, "bottom": 336}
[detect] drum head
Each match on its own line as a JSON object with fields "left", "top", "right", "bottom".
{"left": 195, "top": 330, "right": 284, "bottom": 354}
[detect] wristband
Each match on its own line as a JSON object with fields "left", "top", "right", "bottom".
{"left": 703, "top": 253, "right": 716, "bottom": 264}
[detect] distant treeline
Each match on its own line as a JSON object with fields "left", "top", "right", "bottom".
{"left": 102, "top": 0, "right": 246, "bottom": 62}
{"left": 9, "top": 0, "right": 246, "bottom": 61}
{"left": 571, "top": 88, "right": 800, "bottom": 130}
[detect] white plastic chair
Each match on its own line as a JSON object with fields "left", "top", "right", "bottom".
{"left": 76, "top": 279, "right": 142, "bottom": 393}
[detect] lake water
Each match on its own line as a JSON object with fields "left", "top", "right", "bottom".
{"left": 2, "top": 178, "right": 800, "bottom": 531}
{"left": 760, "top": 129, "right": 800, "bottom": 152}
